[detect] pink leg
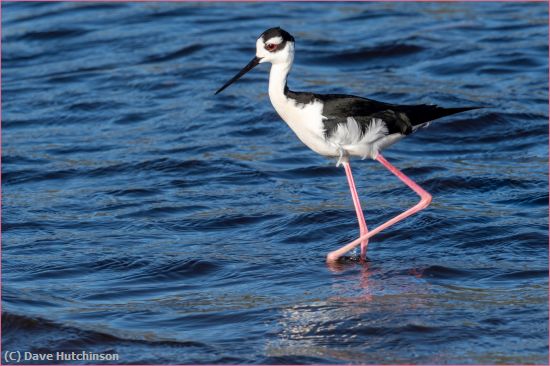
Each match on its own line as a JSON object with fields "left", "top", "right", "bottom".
{"left": 342, "top": 162, "right": 369, "bottom": 260}
{"left": 327, "top": 154, "right": 432, "bottom": 262}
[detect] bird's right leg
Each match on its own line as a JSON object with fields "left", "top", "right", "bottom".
{"left": 341, "top": 161, "right": 369, "bottom": 260}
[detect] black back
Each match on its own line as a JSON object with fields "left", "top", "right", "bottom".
{"left": 284, "top": 87, "right": 479, "bottom": 138}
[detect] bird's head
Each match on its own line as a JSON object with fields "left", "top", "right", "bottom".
{"left": 255, "top": 27, "right": 295, "bottom": 65}
{"left": 215, "top": 27, "right": 295, "bottom": 95}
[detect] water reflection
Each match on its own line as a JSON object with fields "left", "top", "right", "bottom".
{"left": 267, "top": 259, "right": 436, "bottom": 362}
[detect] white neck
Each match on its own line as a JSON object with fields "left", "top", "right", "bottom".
{"left": 268, "top": 62, "right": 292, "bottom": 101}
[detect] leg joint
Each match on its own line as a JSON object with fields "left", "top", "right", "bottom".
{"left": 416, "top": 193, "right": 432, "bottom": 210}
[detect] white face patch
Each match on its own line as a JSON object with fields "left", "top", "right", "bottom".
{"left": 256, "top": 37, "right": 293, "bottom": 64}
{"left": 264, "top": 36, "right": 283, "bottom": 45}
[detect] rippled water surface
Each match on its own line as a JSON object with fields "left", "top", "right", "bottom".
{"left": 2, "top": 2, "right": 548, "bottom": 364}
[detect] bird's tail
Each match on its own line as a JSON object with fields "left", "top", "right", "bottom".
{"left": 402, "top": 105, "right": 482, "bottom": 126}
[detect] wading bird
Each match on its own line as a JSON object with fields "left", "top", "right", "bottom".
{"left": 215, "top": 27, "right": 478, "bottom": 262}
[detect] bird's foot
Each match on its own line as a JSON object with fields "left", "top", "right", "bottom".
{"left": 360, "top": 240, "right": 368, "bottom": 261}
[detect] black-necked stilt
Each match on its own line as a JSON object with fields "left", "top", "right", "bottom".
{"left": 215, "top": 27, "right": 478, "bottom": 262}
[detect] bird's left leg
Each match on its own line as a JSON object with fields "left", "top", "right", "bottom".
{"left": 341, "top": 161, "right": 369, "bottom": 260}
{"left": 327, "top": 153, "right": 432, "bottom": 262}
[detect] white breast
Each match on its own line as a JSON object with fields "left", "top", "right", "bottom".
{"left": 269, "top": 93, "right": 338, "bottom": 156}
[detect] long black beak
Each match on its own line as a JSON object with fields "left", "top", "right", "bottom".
{"left": 215, "top": 56, "right": 261, "bottom": 95}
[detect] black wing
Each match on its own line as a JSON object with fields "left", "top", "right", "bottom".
{"left": 285, "top": 88, "right": 479, "bottom": 138}
{"left": 318, "top": 93, "right": 479, "bottom": 138}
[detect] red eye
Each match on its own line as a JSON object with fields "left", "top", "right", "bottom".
{"left": 265, "top": 43, "right": 277, "bottom": 51}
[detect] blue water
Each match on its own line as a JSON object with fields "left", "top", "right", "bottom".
{"left": 2, "top": 2, "right": 548, "bottom": 364}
